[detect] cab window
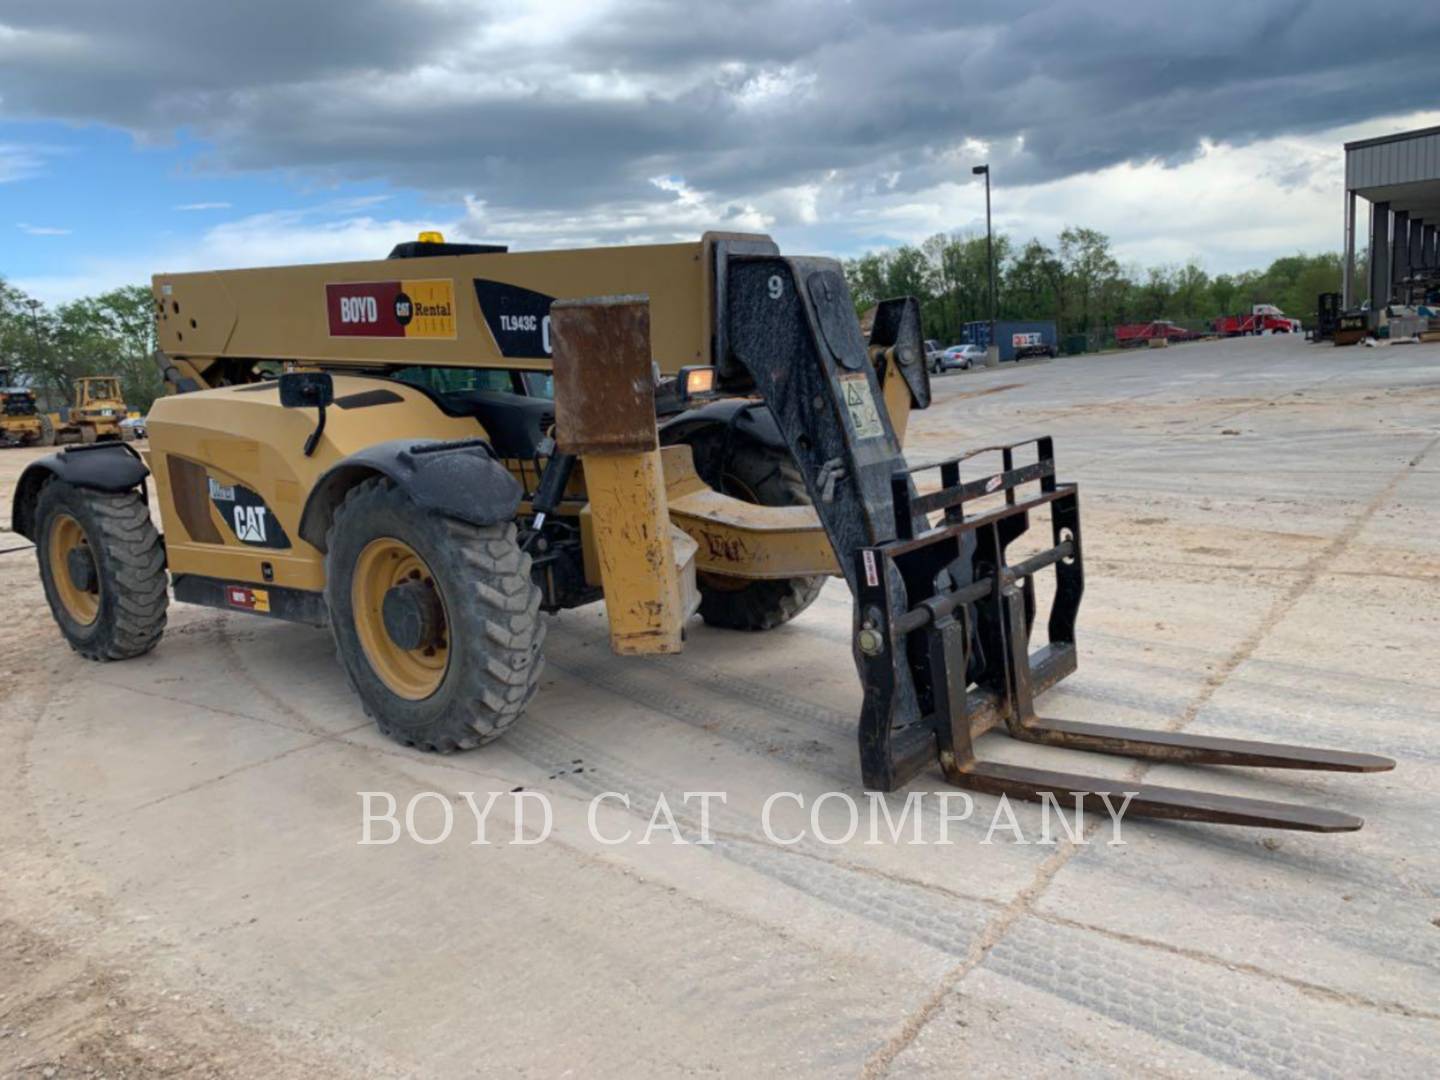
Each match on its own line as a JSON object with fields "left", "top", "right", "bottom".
{"left": 392, "top": 367, "right": 553, "bottom": 400}
{"left": 520, "top": 371, "right": 554, "bottom": 399}
{"left": 394, "top": 367, "right": 515, "bottom": 395}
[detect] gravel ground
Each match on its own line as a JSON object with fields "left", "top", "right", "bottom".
{"left": 1, "top": 333, "right": 1436, "bottom": 1078}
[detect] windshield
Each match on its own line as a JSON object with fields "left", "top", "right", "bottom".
{"left": 84, "top": 379, "right": 120, "bottom": 402}
{"left": 520, "top": 371, "right": 553, "bottom": 399}
{"left": 393, "top": 367, "right": 555, "bottom": 402}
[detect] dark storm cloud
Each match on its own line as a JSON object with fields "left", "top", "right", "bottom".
{"left": 0, "top": 1, "right": 456, "bottom": 121}
{"left": 2, "top": 0, "right": 1438, "bottom": 215}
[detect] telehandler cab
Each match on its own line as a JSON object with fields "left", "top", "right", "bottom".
{"left": 10, "top": 232, "right": 1392, "bottom": 831}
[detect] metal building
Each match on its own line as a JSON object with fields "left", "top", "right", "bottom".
{"left": 1342, "top": 125, "right": 1440, "bottom": 312}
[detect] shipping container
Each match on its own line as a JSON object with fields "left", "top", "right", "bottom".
{"left": 962, "top": 320, "right": 1058, "bottom": 361}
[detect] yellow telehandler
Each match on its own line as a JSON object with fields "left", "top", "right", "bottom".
{"left": 9, "top": 232, "right": 1392, "bottom": 832}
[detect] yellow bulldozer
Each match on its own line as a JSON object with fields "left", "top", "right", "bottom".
{"left": 8, "top": 232, "right": 1392, "bottom": 831}
{"left": 37, "top": 375, "right": 129, "bottom": 445}
{"left": 1, "top": 368, "right": 44, "bottom": 447}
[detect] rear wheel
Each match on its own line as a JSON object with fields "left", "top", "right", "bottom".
{"left": 34, "top": 481, "right": 168, "bottom": 660}
{"left": 325, "top": 478, "right": 545, "bottom": 751}
{"left": 680, "top": 433, "right": 825, "bottom": 631}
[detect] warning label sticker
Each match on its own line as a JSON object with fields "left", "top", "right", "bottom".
{"left": 862, "top": 549, "right": 879, "bottom": 588}
{"left": 226, "top": 585, "right": 271, "bottom": 613}
{"left": 326, "top": 279, "right": 457, "bottom": 339}
{"left": 838, "top": 373, "right": 885, "bottom": 440}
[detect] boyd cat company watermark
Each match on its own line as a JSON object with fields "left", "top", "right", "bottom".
{"left": 358, "top": 789, "right": 1138, "bottom": 847}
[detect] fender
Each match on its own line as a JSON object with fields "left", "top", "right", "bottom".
{"left": 657, "top": 398, "right": 786, "bottom": 452}
{"left": 11, "top": 443, "right": 148, "bottom": 541}
{"left": 299, "top": 438, "right": 523, "bottom": 552}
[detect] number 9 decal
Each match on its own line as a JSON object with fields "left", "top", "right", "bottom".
{"left": 767, "top": 274, "right": 785, "bottom": 301}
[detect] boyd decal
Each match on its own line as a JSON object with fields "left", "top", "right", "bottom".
{"left": 326, "top": 279, "right": 456, "bottom": 339}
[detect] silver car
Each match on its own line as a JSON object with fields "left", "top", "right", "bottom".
{"left": 934, "top": 344, "right": 985, "bottom": 372}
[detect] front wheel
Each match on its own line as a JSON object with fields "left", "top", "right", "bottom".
{"left": 325, "top": 478, "right": 545, "bottom": 752}
{"left": 679, "top": 434, "right": 825, "bottom": 631}
{"left": 34, "top": 481, "right": 168, "bottom": 660}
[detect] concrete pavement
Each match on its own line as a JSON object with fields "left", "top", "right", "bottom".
{"left": 1, "top": 334, "right": 1436, "bottom": 1077}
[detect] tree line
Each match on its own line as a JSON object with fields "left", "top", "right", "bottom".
{"left": 844, "top": 227, "right": 1355, "bottom": 349}
{"left": 2, "top": 226, "right": 1353, "bottom": 413}
{"left": 1, "top": 280, "right": 161, "bottom": 412}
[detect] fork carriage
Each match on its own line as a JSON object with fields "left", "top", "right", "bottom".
{"left": 849, "top": 439, "right": 1392, "bottom": 831}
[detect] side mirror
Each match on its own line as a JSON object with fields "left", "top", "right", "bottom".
{"left": 278, "top": 372, "right": 333, "bottom": 457}
{"left": 279, "top": 371, "right": 334, "bottom": 410}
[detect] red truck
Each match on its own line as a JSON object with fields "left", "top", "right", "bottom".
{"left": 1114, "top": 320, "right": 1202, "bottom": 347}
{"left": 1213, "top": 304, "right": 1301, "bottom": 337}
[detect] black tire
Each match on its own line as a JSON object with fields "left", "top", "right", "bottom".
{"left": 680, "top": 433, "right": 825, "bottom": 631}
{"left": 325, "top": 477, "right": 545, "bottom": 752}
{"left": 34, "top": 481, "right": 168, "bottom": 660}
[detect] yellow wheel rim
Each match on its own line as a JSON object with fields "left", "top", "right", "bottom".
{"left": 48, "top": 512, "right": 100, "bottom": 626}
{"left": 352, "top": 538, "right": 449, "bottom": 700}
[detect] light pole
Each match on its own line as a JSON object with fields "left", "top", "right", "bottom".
{"left": 24, "top": 298, "right": 44, "bottom": 365}
{"left": 23, "top": 298, "right": 49, "bottom": 405}
{"left": 972, "top": 164, "right": 998, "bottom": 367}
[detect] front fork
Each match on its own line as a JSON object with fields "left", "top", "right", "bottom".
{"left": 724, "top": 254, "right": 1392, "bottom": 830}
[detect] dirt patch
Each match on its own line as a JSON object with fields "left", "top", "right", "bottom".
{"left": 0, "top": 919, "right": 356, "bottom": 1079}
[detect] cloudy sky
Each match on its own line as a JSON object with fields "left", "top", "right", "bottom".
{"left": 3, "top": 0, "right": 1439, "bottom": 302}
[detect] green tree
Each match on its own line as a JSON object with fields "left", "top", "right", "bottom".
{"left": 843, "top": 230, "right": 1353, "bottom": 347}
{"left": 1172, "top": 262, "right": 1210, "bottom": 320}
{"left": 1006, "top": 239, "right": 1066, "bottom": 328}
{"left": 1058, "top": 226, "right": 1123, "bottom": 336}
{"left": 0, "top": 280, "right": 162, "bottom": 412}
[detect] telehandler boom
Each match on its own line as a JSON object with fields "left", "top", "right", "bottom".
{"left": 11, "top": 232, "right": 1392, "bottom": 831}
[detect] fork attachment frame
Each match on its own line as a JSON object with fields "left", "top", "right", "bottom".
{"left": 852, "top": 440, "right": 1394, "bottom": 832}
{"left": 717, "top": 248, "right": 1392, "bottom": 832}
